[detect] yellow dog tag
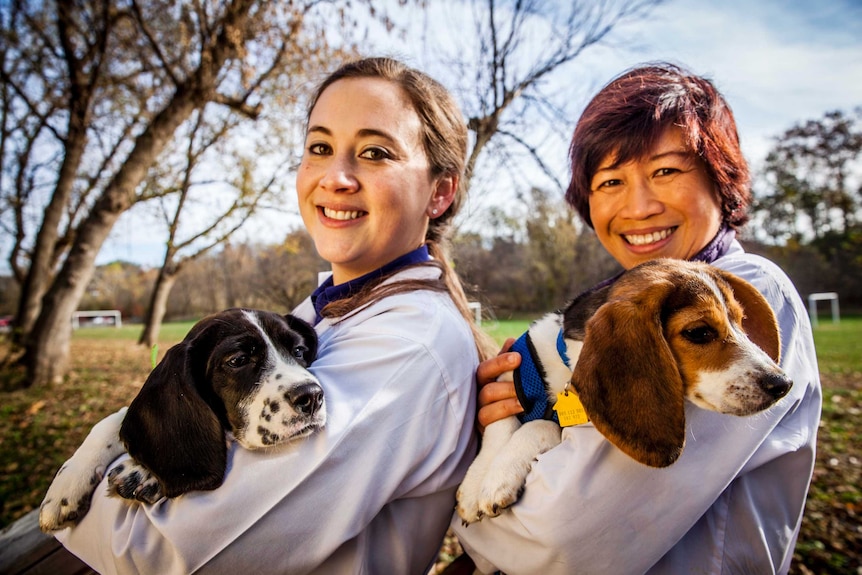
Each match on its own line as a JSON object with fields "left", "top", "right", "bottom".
{"left": 554, "top": 388, "right": 589, "bottom": 427}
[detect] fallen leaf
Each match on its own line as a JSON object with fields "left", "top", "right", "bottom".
{"left": 26, "top": 400, "right": 46, "bottom": 416}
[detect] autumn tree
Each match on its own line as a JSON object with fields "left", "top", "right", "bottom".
{"left": 754, "top": 108, "right": 862, "bottom": 247}
{"left": 0, "top": 0, "right": 349, "bottom": 387}
{"left": 135, "top": 104, "right": 300, "bottom": 347}
{"left": 244, "top": 231, "right": 326, "bottom": 311}
{"left": 522, "top": 187, "right": 579, "bottom": 310}
{"left": 752, "top": 107, "right": 862, "bottom": 305}
{"left": 453, "top": 188, "right": 617, "bottom": 315}
{"left": 452, "top": 219, "right": 533, "bottom": 316}
{"left": 165, "top": 231, "right": 324, "bottom": 319}
{"left": 80, "top": 261, "right": 154, "bottom": 320}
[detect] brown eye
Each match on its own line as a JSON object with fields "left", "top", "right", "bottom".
{"left": 226, "top": 346, "right": 257, "bottom": 368}
{"left": 596, "top": 179, "right": 622, "bottom": 191}
{"left": 359, "top": 146, "right": 390, "bottom": 161}
{"left": 226, "top": 354, "right": 250, "bottom": 368}
{"left": 682, "top": 326, "right": 718, "bottom": 344}
{"left": 307, "top": 142, "right": 331, "bottom": 155}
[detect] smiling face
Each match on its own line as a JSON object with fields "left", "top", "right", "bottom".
{"left": 587, "top": 126, "right": 723, "bottom": 270}
{"left": 297, "top": 77, "right": 454, "bottom": 285}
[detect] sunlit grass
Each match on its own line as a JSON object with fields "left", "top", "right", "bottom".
{"left": 2, "top": 316, "right": 861, "bottom": 571}
{"left": 71, "top": 321, "right": 196, "bottom": 343}
{"left": 72, "top": 313, "right": 862, "bottom": 378}
{"left": 480, "top": 319, "right": 531, "bottom": 346}
{"left": 811, "top": 316, "right": 862, "bottom": 375}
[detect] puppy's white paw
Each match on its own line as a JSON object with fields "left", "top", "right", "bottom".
{"left": 455, "top": 469, "right": 486, "bottom": 524}
{"left": 476, "top": 458, "right": 533, "bottom": 519}
{"left": 107, "top": 460, "right": 164, "bottom": 504}
{"left": 475, "top": 419, "right": 562, "bottom": 519}
{"left": 456, "top": 417, "right": 524, "bottom": 525}
{"left": 39, "top": 459, "right": 110, "bottom": 532}
{"left": 39, "top": 408, "right": 128, "bottom": 533}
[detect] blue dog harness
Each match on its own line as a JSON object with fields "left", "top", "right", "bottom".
{"left": 512, "top": 329, "right": 571, "bottom": 424}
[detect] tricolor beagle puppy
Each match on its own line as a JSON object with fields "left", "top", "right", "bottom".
{"left": 456, "top": 258, "right": 792, "bottom": 524}
{"left": 39, "top": 308, "right": 324, "bottom": 532}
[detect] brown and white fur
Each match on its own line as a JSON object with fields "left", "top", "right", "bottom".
{"left": 39, "top": 308, "right": 324, "bottom": 533}
{"left": 456, "top": 259, "right": 792, "bottom": 524}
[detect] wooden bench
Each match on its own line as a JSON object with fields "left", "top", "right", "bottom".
{"left": 1, "top": 508, "right": 474, "bottom": 575}
{"left": 0, "top": 509, "right": 94, "bottom": 575}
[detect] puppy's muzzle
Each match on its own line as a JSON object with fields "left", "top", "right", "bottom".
{"left": 288, "top": 382, "right": 324, "bottom": 418}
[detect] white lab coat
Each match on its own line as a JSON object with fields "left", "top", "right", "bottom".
{"left": 58, "top": 265, "right": 479, "bottom": 574}
{"left": 454, "top": 241, "right": 821, "bottom": 575}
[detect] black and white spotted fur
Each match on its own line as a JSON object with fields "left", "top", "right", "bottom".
{"left": 39, "top": 308, "right": 324, "bottom": 532}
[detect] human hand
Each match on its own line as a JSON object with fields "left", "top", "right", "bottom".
{"left": 476, "top": 338, "right": 523, "bottom": 433}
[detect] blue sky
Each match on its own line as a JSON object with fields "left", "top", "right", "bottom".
{"left": 391, "top": 0, "right": 862, "bottom": 173}
{"left": 64, "top": 0, "right": 862, "bottom": 267}
{"left": 595, "top": 0, "right": 862, "bottom": 164}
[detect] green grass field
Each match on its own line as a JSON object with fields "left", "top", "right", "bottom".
{"left": 71, "top": 321, "right": 197, "bottom": 342}
{"left": 72, "top": 314, "right": 862, "bottom": 376}
{"left": 479, "top": 319, "right": 531, "bottom": 345}
{"left": 810, "top": 316, "right": 862, "bottom": 376}
{"left": 2, "top": 315, "right": 860, "bottom": 572}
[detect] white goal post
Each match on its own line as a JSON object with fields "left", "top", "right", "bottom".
{"left": 468, "top": 302, "right": 482, "bottom": 324}
{"left": 807, "top": 292, "right": 839, "bottom": 327}
{"left": 71, "top": 310, "right": 122, "bottom": 329}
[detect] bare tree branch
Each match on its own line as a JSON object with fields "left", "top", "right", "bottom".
{"left": 445, "top": 0, "right": 667, "bottom": 197}
{"left": 129, "top": 0, "right": 181, "bottom": 86}
{"left": 0, "top": 0, "right": 361, "bottom": 387}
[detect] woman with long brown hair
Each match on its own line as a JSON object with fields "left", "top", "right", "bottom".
{"left": 56, "top": 57, "right": 493, "bottom": 574}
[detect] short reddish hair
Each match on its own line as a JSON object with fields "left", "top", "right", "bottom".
{"left": 566, "top": 63, "right": 751, "bottom": 229}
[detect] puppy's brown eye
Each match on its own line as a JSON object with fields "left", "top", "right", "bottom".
{"left": 292, "top": 345, "right": 308, "bottom": 360}
{"left": 682, "top": 326, "right": 718, "bottom": 344}
{"left": 226, "top": 355, "right": 250, "bottom": 368}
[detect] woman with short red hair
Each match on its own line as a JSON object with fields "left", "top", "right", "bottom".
{"left": 455, "top": 63, "right": 822, "bottom": 575}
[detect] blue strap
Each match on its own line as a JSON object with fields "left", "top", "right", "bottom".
{"left": 556, "top": 329, "right": 570, "bottom": 368}
{"left": 515, "top": 326, "right": 577, "bottom": 424}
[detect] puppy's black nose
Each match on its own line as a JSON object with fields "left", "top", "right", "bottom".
{"left": 760, "top": 372, "right": 792, "bottom": 400}
{"left": 288, "top": 383, "right": 324, "bottom": 416}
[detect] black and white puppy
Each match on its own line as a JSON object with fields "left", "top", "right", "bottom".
{"left": 456, "top": 259, "right": 793, "bottom": 524}
{"left": 39, "top": 308, "right": 324, "bottom": 532}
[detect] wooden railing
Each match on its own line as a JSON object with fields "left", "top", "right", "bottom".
{"left": 0, "top": 510, "right": 94, "bottom": 575}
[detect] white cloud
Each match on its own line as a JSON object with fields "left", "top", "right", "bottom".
{"left": 597, "top": 0, "right": 862, "bottom": 165}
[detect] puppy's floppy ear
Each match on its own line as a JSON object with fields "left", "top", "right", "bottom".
{"left": 284, "top": 314, "right": 318, "bottom": 365}
{"left": 120, "top": 319, "right": 227, "bottom": 498}
{"left": 714, "top": 270, "right": 781, "bottom": 363}
{"left": 571, "top": 278, "right": 686, "bottom": 468}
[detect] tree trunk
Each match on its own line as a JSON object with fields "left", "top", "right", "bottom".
{"left": 13, "top": 0, "right": 107, "bottom": 345}
{"left": 24, "top": 185, "right": 140, "bottom": 383}
{"left": 14, "top": 111, "right": 90, "bottom": 345}
{"left": 23, "top": 92, "right": 200, "bottom": 387}
{"left": 22, "top": 0, "right": 256, "bottom": 387}
{"left": 138, "top": 269, "right": 178, "bottom": 347}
